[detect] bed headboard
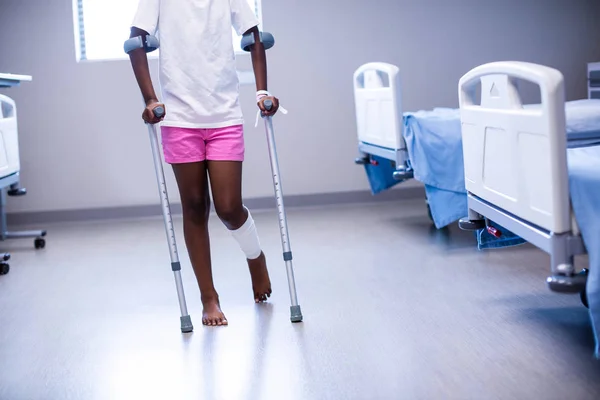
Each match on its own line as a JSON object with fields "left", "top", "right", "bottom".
{"left": 353, "top": 62, "right": 403, "bottom": 151}
{"left": 458, "top": 61, "right": 571, "bottom": 234}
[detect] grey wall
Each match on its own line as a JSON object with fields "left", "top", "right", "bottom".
{"left": 0, "top": 0, "right": 599, "bottom": 213}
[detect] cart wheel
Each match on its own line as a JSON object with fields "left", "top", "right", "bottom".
{"left": 0, "top": 263, "right": 9, "bottom": 275}
{"left": 34, "top": 238, "right": 46, "bottom": 249}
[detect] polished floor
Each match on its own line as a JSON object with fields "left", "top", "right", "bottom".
{"left": 0, "top": 199, "right": 599, "bottom": 400}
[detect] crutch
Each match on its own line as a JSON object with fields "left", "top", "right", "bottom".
{"left": 146, "top": 106, "right": 194, "bottom": 333}
{"left": 240, "top": 30, "right": 303, "bottom": 323}
{"left": 261, "top": 99, "right": 303, "bottom": 323}
{"left": 124, "top": 34, "right": 193, "bottom": 333}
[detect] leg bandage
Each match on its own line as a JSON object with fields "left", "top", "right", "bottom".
{"left": 230, "top": 206, "right": 262, "bottom": 260}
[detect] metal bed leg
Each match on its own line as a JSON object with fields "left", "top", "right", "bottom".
{"left": 458, "top": 207, "right": 486, "bottom": 231}
{"left": 354, "top": 150, "right": 371, "bottom": 166}
{"left": 546, "top": 233, "right": 586, "bottom": 293}
{"left": 392, "top": 165, "right": 414, "bottom": 181}
{"left": 0, "top": 186, "right": 46, "bottom": 249}
{"left": 354, "top": 153, "right": 414, "bottom": 181}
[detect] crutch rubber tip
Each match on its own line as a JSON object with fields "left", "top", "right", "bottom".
{"left": 180, "top": 315, "right": 194, "bottom": 333}
{"left": 290, "top": 305, "right": 303, "bottom": 323}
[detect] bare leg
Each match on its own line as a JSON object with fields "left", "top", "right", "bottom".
{"left": 207, "top": 160, "right": 272, "bottom": 303}
{"left": 172, "top": 162, "right": 227, "bottom": 326}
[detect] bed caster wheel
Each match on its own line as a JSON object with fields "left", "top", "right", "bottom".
{"left": 458, "top": 217, "right": 485, "bottom": 231}
{"left": 7, "top": 187, "right": 26, "bottom": 197}
{"left": 392, "top": 169, "right": 414, "bottom": 181}
{"left": 354, "top": 156, "right": 369, "bottom": 165}
{"left": 0, "top": 263, "right": 9, "bottom": 275}
{"left": 547, "top": 271, "right": 587, "bottom": 294}
{"left": 34, "top": 238, "right": 45, "bottom": 249}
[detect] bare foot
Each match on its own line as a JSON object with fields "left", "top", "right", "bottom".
{"left": 201, "top": 295, "right": 228, "bottom": 326}
{"left": 247, "top": 252, "right": 272, "bottom": 303}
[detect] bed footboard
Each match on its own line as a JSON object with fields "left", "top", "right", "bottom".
{"left": 457, "top": 61, "right": 586, "bottom": 293}
{"left": 353, "top": 63, "right": 412, "bottom": 179}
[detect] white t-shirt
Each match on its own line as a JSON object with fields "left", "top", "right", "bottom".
{"left": 131, "top": 0, "right": 259, "bottom": 128}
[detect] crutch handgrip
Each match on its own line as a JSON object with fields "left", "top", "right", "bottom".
{"left": 153, "top": 106, "right": 165, "bottom": 118}
{"left": 263, "top": 99, "right": 273, "bottom": 111}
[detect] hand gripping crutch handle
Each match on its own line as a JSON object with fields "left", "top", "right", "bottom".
{"left": 263, "top": 100, "right": 273, "bottom": 111}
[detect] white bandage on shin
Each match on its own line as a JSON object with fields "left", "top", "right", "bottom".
{"left": 230, "top": 207, "right": 262, "bottom": 260}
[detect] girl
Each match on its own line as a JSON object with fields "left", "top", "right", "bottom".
{"left": 127, "top": 0, "right": 280, "bottom": 326}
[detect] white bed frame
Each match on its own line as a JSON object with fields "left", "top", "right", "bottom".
{"left": 457, "top": 61, "right": 593, "bottom": 295}
{"left": 0, "top": 74, "right": 46, "bottom": 275}
{"left": 353, "top": 62, "right": 414, "bottom": 180}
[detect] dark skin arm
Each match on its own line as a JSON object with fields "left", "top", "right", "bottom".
{"left": 128, "top": 26, "right": 164, "bottom": 124}
{"left": 128, "top": 26, "right": 278, "bottom": 122}
{"left": 245, "top": 26, "right": 279, "bottom": 116}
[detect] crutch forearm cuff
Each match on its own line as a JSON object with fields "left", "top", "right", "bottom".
{"left": 241, "top": 31, "right": 275, "bottom": 52}
{"left": 124, "top": 34, "right": 160, "bottom": 54}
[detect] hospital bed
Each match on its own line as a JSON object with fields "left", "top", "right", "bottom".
{"left": 455, "top": 61, "right": 600, "bottom": 307}
{"left": 353, "top": 63, "right": 412, "bottom": 180}
{"left": 352, "top": 62, "right": 459, "bottom": 222}
{"left": 0, "top": 73, "right": 47, "bottom": 276}
{"left": 353, "top": 62, "right": 600, "bottom": 232}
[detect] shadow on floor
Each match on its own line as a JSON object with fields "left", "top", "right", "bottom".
{"left": 497, "top": 293, "right": 597, "bottom": 357}
{"left": 388, "top": 215, "right": 479, "bottom": 250}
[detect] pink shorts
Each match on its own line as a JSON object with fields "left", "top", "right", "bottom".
{"left": 160, "top": 124, "right": 245, "bottom": 164}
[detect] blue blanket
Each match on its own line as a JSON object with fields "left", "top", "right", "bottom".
{"left": 364, "top": 107, "right": 472, "bottom": 228}
{"left": 403, "top": 108, "right": 465, "bottom": 229}
{"left": 566, "top": 145, "right": 600, "bottom": 358}
{"left": 363, "top": 100, "right": 600, "bottom": 229}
